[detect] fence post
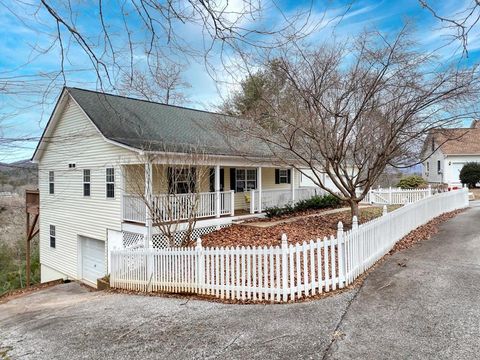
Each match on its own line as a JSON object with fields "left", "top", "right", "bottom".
{"left": 352, "top": 215, "right": 358, "bottom": 229}
{"left": 281, "top": 233, "right": 288, "bottom": 302}
{"left": 337, "top": 221, "right": 346, "bottom": 289}
{"left": 146, "top": 248, "right": 153, "bottom": 292}
{"left": 250, "top": 189, "right": 255, "bottom": 214}
{"left": 382, "top": 205, "right": 388, "bottom": 216}
{"left": 389, "top": 186, "right": 392, "bottom": 205}
{"left": 230, "top": 190, "right": 235, "bottom": 216}
{"left": 196, "top": 238, "right": 204, "bottom": 294}
{"left": 428, "top": 184, "right": 432, "bottom": 197}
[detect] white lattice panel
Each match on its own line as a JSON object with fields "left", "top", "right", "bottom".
{"left": 151, "top": 224, "right": 231, "bottom": 248}
{"left": 122, "top": 231, "right": 145, "bottom": 249}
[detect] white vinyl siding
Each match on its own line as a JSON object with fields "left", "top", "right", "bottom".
{"left": 38, "top": 97, "right": 132, "bottom": 281}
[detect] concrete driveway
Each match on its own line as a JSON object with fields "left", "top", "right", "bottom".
{"left": 1, "top": 203, "right": 480, "bottom": 360}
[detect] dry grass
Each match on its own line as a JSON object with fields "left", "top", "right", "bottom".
{"left": 0, "top": 194, "right": 25, "bottom": 247}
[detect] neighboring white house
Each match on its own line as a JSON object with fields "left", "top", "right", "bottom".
{"left": 32, "top": 87, "right": 331, "bottom": 287}
{"left": 422, "top": 121, "right": 480, "bottom": 187}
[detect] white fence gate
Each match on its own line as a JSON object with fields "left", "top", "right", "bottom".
{"left": 360, "top": 187, "right": 432, "bottom": 205}
{"left": 110, "top": 189, "right": 469, "bottom": 302}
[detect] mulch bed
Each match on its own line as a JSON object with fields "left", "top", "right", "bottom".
{"left": 200, "top": 207, "right": 393, "bottom": 248}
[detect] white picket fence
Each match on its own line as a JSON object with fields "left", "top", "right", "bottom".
{"left": 110, "top": 189, "right": 469, "bottom": 301}
{"left": 360, "top": 187, "right": 432, "bottom": 205}
{"left": 250, "top": 187, "right": 324, "bottom": 213}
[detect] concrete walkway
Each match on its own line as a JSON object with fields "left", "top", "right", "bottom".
{"left": 326, "top": 201, "right": 480, "bottom": 360}
{"left": 1, "top": 203, "right": 479, "bottom": 359}
{"left": 243, "top": 204, "right": 373, "bottom": 228}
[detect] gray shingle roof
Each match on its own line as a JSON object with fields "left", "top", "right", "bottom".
{"left": 67, "top": 87, "right": 269, "bottom": 157}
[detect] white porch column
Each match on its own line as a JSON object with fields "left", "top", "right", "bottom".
{"left": 291, "top": 167, "right": 296, "bottom": 203}
{"left": 145, "top": 160, "right": 153, "bottom": 248}
{"left": 257, "top": 166, "right": 262, "bottom": 213}
{"left": 215, "top": 165, "right": 221, "bottom": 218}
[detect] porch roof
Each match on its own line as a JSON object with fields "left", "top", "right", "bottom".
{"left": 67, "top": 87, "right": 274, "bottom": 158}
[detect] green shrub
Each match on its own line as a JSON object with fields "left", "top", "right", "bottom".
{"left": 396, "top": 175, "right": 427, "bottom": 189}
{"left": 265, "top": 205, "right": 295, "bottom": 218}
{"left": 264, "top": 194, "right": 342, "bottom": 218}
{"left": 295, "top": 194, "right": 341, "bottom": 211}
{"left": 460, "top": 162, "right": 480, "bottom": 188}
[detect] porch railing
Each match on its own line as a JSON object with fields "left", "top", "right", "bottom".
{"left": 250, "top": 187, "right": 325, "bottom": 213}
{"left": 123, "top": 191, "right": 234, "bottom": 223}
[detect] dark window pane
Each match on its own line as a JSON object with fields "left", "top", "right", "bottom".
{"left": 49, "top": 225, "right": 56, "bottom": 248}
{"left": 247, "top": 181, "right": 256, "bottom": 190}
{"left": 236, "top": 170, "right": 245, "bottom": 180}
{"left": 49, "top": 183, "right": 54, "bottom": 194}
{"left": 106, "top": 168, "right": 115, "bottom": 182}
{"left": 84, "top": 183, "right": 91, "bottom": 197}
{"left": 106, "top": 183, "right": 115, "bottom": 198}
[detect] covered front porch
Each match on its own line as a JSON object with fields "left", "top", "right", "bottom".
{"left": 121, "top": 163, "right": 321, "bottom": 224}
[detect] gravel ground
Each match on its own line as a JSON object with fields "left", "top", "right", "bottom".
{"left": 1, "top": 202, "right": 479, "bottom": 360}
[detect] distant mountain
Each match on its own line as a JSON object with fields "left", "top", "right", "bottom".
{"left": 0, "top": 160, "right": 38, "bottom": 190}
{"left": 0, "top": 160, "right": 36, "bottom": 171}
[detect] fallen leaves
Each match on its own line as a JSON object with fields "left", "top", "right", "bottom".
{"left": 389, "top": 209, "right": 465, "bottom": 254}
{"left": 201, "top": 207, "right": 389, "bottom": 249}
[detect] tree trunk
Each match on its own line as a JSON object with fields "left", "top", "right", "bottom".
{"left": 349, "top": 199, "right": 360, "bottom": 219}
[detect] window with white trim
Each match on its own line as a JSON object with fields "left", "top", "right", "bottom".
{"left": 83, "top": 169, "right": 91, "bottom": 197}
{"left": 49, "top": 171, "right": 54, "bottom": 194}
{"left": 49, "top": 225, "right": 56, "bottom": 248}
{"left": 278, "top": 169, "right": 289, "bottom": 184}
{"left": 106, "top": 167, "right": 115, "bottom": 198}
{"left": 235, "top": 169, "right": 256, "bottom": 192}
{"left": 168, "top": 167, "right": 196, "bottom": 194}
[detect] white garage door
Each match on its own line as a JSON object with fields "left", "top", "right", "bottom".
{"left": 451, "top": 163, "right": 464, "bottom": 184}
{"left": 81, "top": 237, "right": 105, "bottom": 285}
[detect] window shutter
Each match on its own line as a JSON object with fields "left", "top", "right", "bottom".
{"left": 287, "top": 169, "right": 291, "bottom": 184}
{"left": 230, "top": 168, "right": 236, "bottom": 192}
{"left": 190, "top": 167, "right": 197, "bottom": 192}
{"left": 275, "top": 169, "right": 280, "bottom": 184}
{"left": 220, "top": 168, "right": 225, "bottom": 191}
{"left": 167, "top": 167, "right": 174, "bottom": 193}
{"left": 209, "top": 168, "right": 215, "bottom": 192}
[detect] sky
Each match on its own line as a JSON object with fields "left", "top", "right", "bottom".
{"left": 0, "top": 0, "right": 479, "bottom": 162}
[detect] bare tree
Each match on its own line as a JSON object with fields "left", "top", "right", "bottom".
{"left": 420, "top": 0, "right": 480, "bottom": 56}
{"left": 220, "top": 28, "right": 480, "bottom": 217}
{"left": 122, "top": 149, "right": 213, "bottom": 247}
{"left": 118, "top": 61, "right": 190, "bottom": 105}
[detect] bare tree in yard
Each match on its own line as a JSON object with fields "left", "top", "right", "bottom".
{"left": 119, "top": 61, "right": 190, "bottom": 105}
{"left": 220, "top": 28, "right": 480, "bottom": 217}
{"left": 122, "top": 149, "right": 212, "bottom": 247}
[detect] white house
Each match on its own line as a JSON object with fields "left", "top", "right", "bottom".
{"left": 422, "top": 121, "right": 480, "bottom": 187}
{"left": 32, "top": 87, "right": 332, "bottom": 287}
